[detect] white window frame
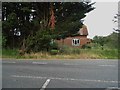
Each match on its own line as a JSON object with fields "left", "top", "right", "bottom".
{"left": 72, "top": 39, "right": 80, "bottom": 46}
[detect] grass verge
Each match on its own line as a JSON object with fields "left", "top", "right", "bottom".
{"left": 2, "top": 48, "right": 119, "bottom": 59}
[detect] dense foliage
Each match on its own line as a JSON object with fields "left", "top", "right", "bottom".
{"left": 2, "top": 2, "right": 95, "bottom": 52}
{"left": 93, "top": 32, "right": 119, "bottom": 49}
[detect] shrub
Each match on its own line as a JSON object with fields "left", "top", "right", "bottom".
{"left": 100, "top": 49, "right": 118, "bottom": 59}
{"left": 82, "top": 44, "right": 91, "bottom": 49}
{"left": 26, "top": 29, "right": 52, "bottom": 52}
{"left": 50, "top": 41, "right": 59, "bottom": 50}
{"left": 59, "top": 45, "right": 70, "bottom": 54}
{"left": 59, "top": 45, "right": 81, "bottom": 55}
{"left": 2, "top": 35, "right": 7, "bottom": 48}
{"left": 2, "top": 48, "right": 19, "bottom": 57}
{"left": 50, "top": 49, "right": 59, "bottom": 55}
{"left": 72, "top": 48, "right": 81, "bottom": 54}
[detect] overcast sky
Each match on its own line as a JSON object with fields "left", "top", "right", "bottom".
{"left": 84, "top": 1, "right": 118, "bottom": 38}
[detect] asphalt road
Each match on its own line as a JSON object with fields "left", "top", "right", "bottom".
{"left": 2, "top": 59, "right": 119, "bottom": 89}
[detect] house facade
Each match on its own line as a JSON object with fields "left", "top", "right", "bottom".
{"left": 56, "top": 25, "right": 91, "bottom": 48}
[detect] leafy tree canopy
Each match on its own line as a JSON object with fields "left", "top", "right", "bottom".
{"left": 2, "top": 2, "right": 95, "bottom": 52}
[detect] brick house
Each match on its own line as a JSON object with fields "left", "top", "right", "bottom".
{"left": 56, "top": 25, "right": 91, "bottom": 48}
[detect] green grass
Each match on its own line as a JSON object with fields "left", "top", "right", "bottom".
{"left": 2, "top": 48, "right": 119, "bottom": 59}
{"left": 99, "top": 49, "right": 118, "bottom": 59}
{"left": 80, "top": 49, "right": 118, "bottom": 59}
{"left": 2, "top": 48, "right": 19, "bottom": 58}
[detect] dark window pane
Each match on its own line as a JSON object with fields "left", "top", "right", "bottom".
{"left": 78, "top": 40, "right": 79, "bottom": 43}
{"left": 75, "top": 40, "right": 77, "bottom": 44}
{"left": 73, "top": 40, "right": 75, "bottom": 44}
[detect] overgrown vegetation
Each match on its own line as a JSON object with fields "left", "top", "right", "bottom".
{"left": 2, "top": 2, "right": 95, "bottom": 53}
{"left": 25, "top": 29, "right": 53, "bottom": 52}
{"left": 2, "top": 2, "right": 119, "bottom": 59}
{"left": 2, "top": 48, "right": 18, "bottom": 58}
{"left": 2, "top": 47, "right": 118, "bottom": 59}
{"left": 92, "top": 32, "right": 119, "bottom": 50}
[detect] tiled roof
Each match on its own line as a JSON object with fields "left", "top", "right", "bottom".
{"left": 78, "top": 25, "right": 88, "bottom": 36}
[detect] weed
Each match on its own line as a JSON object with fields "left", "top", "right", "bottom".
{"left": 2, "top": 48, "right": 119, "bottom": 59}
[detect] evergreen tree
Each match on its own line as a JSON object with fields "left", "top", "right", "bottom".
{"left": 2, "top": 2, "right": 95, "bottom": 52}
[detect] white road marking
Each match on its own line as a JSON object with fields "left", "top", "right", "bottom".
{"left": 63, "top": 63, "right": 80, "bottom": 66}
{"left": 99, "top": 65, "right": 116, "bottom": 67}
{"left": 11, "top": 75, "right": 118, "bottom": 83}
{"left": 40, "top": 79, "right": 51, "bottom": 90}
{"left": 12, "top": 75, "right": 47, "bottom": 79}
{"left": 32, "top": 62, "right": 47, "bottom": 65}
{"left": 64, "top": 63, "right": 117, "bottom": 67}
{"left": 2, "top": 61, "right": 16, "bottom": 64}
{"left": 106, "top": 87, "right": 120, "bottom": 90}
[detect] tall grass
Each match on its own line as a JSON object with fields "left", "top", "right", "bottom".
{"left": 2, "top": 48, "right": 119, "bottom": 59}
{"left": 80, "top": 49, "right": 118, "bottom": 59}
{"left": 59, "top": 45, "right": 81, "bottom": 55}
{"left": 98, "top": 49, "right": 118, "bottom": 59}
{"left": 2, "top": 48, "right": 19, "bottom": 58}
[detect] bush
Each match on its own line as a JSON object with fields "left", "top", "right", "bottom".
{"left": 59, "top": 45, "right": 70, "bottom": 54}
{"left": 82, "top": 44, "right": 91, "bottom": 49}
{"left": 26, "top": 29, "right": 52, "bottom": 52}
{"left": 50, "top": 41, "right": 59, "bottom": 50}
{"left": 2, "top": 35, "right": 7, "bottom": 48}
{"left": 2, "top": 48, "right": 19, "bottom": 57}
{"left": 72, "top": 48, "right": 81, "bottom": 54}
{"left": 50, "top": 49, "right": 59, "bottom": 55}
{"left": 59, "top": 45, "right": 81, "bottom": 55}
{"left": 100, "top": 49, "right": 118, "bottom": 59}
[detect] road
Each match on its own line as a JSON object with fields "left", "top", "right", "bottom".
{"left": 2, "top": 59, "right": 119, "bottom": 90}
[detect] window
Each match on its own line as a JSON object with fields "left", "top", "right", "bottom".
{"left": 72, "top": 39, "right": 80, "bottom": 46}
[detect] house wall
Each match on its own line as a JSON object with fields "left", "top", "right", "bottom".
{"left": 56, "top": 36, "right": 91, "bottom": 48}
